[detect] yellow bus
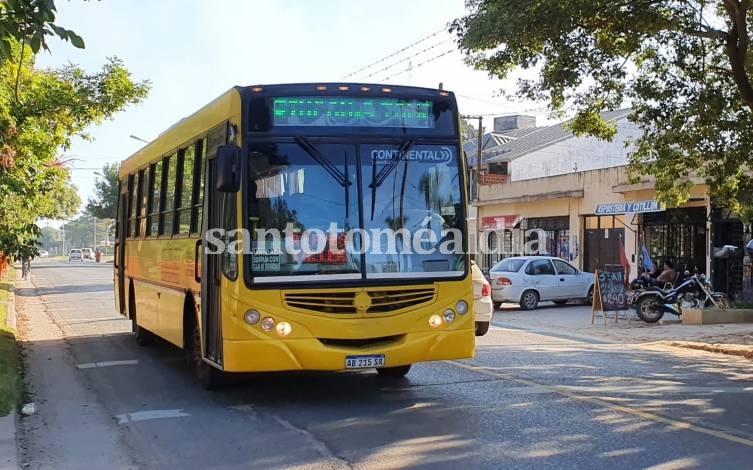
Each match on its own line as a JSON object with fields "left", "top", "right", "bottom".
{"left": 114, "top": 83, "right": 474, "bottom": 388}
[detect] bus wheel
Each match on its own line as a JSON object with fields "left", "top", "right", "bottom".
{"left": 130, "top": 294, "right": 152, "bottom": 346}
{"left": 190, "top": 323, "right": 223, "bottom": 390}
{"left": 376, "top": 365, "right": 411, "bottom": 378}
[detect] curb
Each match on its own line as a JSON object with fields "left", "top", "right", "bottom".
{"left": 659, "top": 341, "right": 753, "bottom": 359}
{"left": 1, "top": 275, "right": 19, "bottom": 469}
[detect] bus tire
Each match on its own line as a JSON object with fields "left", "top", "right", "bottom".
{"left": 190, "top": 322, "right": 223, "bottom": 390}
{"left": 129, "top": 286, "right": 152, "bottom": 347}
{"left": 376, "top": 364, "right": 411, "bottom": 378}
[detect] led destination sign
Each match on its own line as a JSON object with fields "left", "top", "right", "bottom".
{"left": 271, "top": 97, "right": 435, "bottom": 128}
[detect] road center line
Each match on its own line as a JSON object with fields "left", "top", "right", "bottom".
{"left": 77, "top": 360, "right": 139, "bottom": 369}
{"left": 115, "top": 409, "right": 190, "bottom": 424}
{"left": 446, "top": 360, "right": 753, "bottom": 448}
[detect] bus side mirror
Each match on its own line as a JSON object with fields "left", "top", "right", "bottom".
{"left": 216, "top": 145, "right": 240, "bottom": 193}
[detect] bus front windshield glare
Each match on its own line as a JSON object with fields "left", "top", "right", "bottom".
{"left": 246, "top": 141, "right": 465, "bottom": 282}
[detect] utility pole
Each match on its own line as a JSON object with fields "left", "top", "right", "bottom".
{"left": 94, "top": 216, "right": 97, "bottom": 249}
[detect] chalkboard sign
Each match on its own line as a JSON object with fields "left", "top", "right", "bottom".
{"left": 594, "top": 265, "right": 629, "bottom": 312}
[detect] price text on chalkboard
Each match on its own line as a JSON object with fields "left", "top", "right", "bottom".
{"left": 597, "top": 266, "right": 629, "bottom": 311}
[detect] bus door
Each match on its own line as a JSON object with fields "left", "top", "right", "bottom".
{"left": 114, "top": 179, "right": 128, "bottom": 314}
{"left": 200, "top": 156, "right": 223, "bottom": 366}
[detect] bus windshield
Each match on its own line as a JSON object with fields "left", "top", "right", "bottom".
{"left": 246, "top": 140, "right": 465, "bottom": 283}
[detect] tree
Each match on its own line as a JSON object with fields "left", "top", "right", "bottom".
{"left": 0, "top": 0, "right": 85, "bottom": 60}
{"left": 460, "top": 119, "right": 478, "bottom": 141}
{"left": 87, "top": 162, "right": 119, "bottom": 219}
{"left": 0, "top": 39, "right": 149, "bottom": 258}
{"left": 452, "top": 1, "right": 753, "bottom": 215}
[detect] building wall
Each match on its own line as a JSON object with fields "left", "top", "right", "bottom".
{"left": 509, "top": 119, "right": 641, "bottom": 181}
{"left": 476, "top": 165, "right": 710, "bottom": 280}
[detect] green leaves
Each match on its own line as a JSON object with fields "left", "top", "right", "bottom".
{"left": 0, "top": 38, "right": 150, "bottom": 257}
{"left": 0, "top": 0, "right": 85, "bottom": 60}
{"left": 453, "top": 0, "right": 753, "bottom": 217}
{"left": 86, "top": 162, "right": 120, "bottom": 220}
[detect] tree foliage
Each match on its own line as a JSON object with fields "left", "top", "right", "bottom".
{"left": 0, "top": 39, "right": 149, "bottom": 258}
{"left": 452, "top": 1, "right": 753, "bottom": 215}
{"left": 0, "top": 0, "right": 85, "bottom": 60}
{"left": 86, "top": 162, "right": 119, "bottom": 219}
{"left": 460, "top": 118, "right": 478, "bottom": 141}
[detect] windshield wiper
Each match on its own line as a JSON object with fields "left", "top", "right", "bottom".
{"left": 369, "top": 139, "right": 416, "bottom": 221}
{"left": 295, "top": 136, "right": 352, "bottom": 216}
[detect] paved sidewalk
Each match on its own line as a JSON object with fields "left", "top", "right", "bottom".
{"left": 494, "top": 302, "right": 753, "bottom": 356}
{"left": 0, "top": 412, "right": 17, "bottom": 470}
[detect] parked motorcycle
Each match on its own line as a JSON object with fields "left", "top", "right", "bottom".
{"left": 633, "top": 271, "right": 729, "bottom": 323}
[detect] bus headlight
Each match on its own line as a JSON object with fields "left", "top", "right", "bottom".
{"left": 443, "top": 309, "right": 455, "bottom": 323}
{"left": 261, "top": 317, "right": 276, "bottom": 332}
{"left": 275, "top": 321, "right": 292, "bottom": 337}
{"left": 244, "top": 309, "right": 260, "bottom": 325}
{"left": 455, "top": 300, "right": 469, "bottom": 315}
{"left": 428, "top": 314, "right": 443, "bottom": 329}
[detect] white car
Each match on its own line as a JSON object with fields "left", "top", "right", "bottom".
{"left": 489, "top": 256, "right": 594, "bottom": 310}
{"left": 38, "top": 250, "right": 49, "bottom": 257}
{"left": 81, "top": 247, "right": 94, "bottom": 260}
{"left": 471, "top": 261, "right": 493, "bottom": 336}
{"left": 68, "top": 249, "right": 83, "bottom": 262}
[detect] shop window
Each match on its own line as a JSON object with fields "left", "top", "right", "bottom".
{"left": 489, "top": 162, "right": 508, "bottom": 175}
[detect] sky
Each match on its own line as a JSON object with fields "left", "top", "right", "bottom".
{"left": 36, "top": 0, "right": 547, "bottom": 225}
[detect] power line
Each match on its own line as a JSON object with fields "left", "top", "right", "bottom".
{"left": 456, "top": 93, "right": 511, "bottom": 107}
{"left": 357, "top": 38, "right": 452, "bottom": 81}
{"left": 340, "top": 28, "right": 445, "bottom": 80}
{"left": 380, "top": 48, "right": 456, "bottom": 82}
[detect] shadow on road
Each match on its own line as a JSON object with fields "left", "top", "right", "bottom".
{"left": 15, "top": 284, "right": 114, "bottom": 296}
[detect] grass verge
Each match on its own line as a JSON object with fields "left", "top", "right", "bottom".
{"left": 0, "top": 266, "right": 18, "bottom": 416}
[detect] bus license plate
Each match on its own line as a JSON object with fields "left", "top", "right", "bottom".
{"left": 345, "top": 355, "right": 385, "bottom": 369}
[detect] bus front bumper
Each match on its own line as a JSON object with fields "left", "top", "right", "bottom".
{"left": 221, "top": 329, "right": 475, "bottom": 372}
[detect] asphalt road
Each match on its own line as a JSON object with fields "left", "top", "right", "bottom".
{"left": 14, "top": 260, "right": 753, "bottom": 469}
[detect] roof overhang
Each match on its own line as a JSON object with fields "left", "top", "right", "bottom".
{"left": 473, "top": 190, "right": 584, "bottom": 206}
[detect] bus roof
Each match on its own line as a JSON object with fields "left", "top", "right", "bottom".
{"left": 119, "top": 83, "right": 456, "bottom": 176}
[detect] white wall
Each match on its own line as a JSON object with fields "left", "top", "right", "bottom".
{"left": 510, "top": 118, "right": 642, "bottom": 181}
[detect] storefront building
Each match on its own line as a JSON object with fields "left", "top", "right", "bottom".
{"left": 469, "top": 110, "right": 749, "bottom": 298}
{"left": 474, "top": 165, "right": 745, "bottom": 287}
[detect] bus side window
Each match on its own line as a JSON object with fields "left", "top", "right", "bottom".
{"left": 221, "top": 192, "right": 238, "bottom": 280}
{"left": 160, "top": 153, "right": 177, "bottom": 236}
{"left": 136, "top": 168, "right": 147, "bottom": 238}
{"left": 147, "top": 161, "right": 162, "bottom": 236}
{"left": 127, "top": 173, "right": 136, "bottom": 238}
{"left": 191, "top": 138, "right": 206, "bottom": 234}
{"left": 175, "top": 146, "right": 192, "bottom": 235}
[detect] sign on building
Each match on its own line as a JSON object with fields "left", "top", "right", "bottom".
{"left": 595, "top": 200, "right": 663, "bottom": 215}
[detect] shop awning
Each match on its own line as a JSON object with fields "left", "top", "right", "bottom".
{"left": 481, "top": 215, "right": 521, "bottom": 230}
{"left": 595, "top": 200, "right": 663, "bottom": 215}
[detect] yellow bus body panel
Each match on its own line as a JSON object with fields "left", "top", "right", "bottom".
{"left": 119, "top": 85, "right": 475, "bottom": 372}
{"left": 220, "top": 279, "right": 475, "bottom": 372}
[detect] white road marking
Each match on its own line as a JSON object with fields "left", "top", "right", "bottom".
{"left": 76, "top": 360, "right": 139, "bottom": 370}
{"left": 115, "top": 409, "right": 190, "bottom": 424}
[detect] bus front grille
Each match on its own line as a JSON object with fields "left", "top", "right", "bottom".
{"left": 284, "top": 287, "right": 436, "bottom": 315}
{"left": 319, "top": 335, "right": 404, "bottom": 348}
